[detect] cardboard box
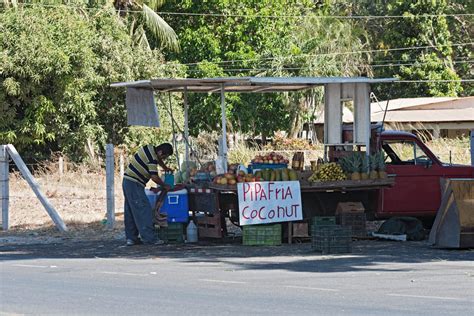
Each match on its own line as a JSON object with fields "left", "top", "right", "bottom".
{"left": 335, "top": 202, "right": 365, "bottom": 215}
{"left": 292, "top": 223, "right": 309, "bottom": 237}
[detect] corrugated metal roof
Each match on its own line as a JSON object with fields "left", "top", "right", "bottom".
{"left": 371, "top": 96, "right": 474, "bottom": 113}
{"left": 370, "top": 96, "right": 474, "bottom": 123}
{"left": 111, "top": 76, "right": 395, "bottom": 93}
{"left": 313, "top": 96, "right": 474, "bottom": 124}
{"left": 372, "top": 108, "right": 474, "bottom": 123}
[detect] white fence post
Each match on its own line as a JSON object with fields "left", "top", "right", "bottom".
{"left": 58, "top": 156, "right": 64, "bottom": 178}
{"left": 0, "top": 145, "right": 9, "bottom": 230}
{"left": 6, "top": 144, "right": 67, "bottom": 232}
{"left": 106, "top": 144, "right": 115, "bottom": 229}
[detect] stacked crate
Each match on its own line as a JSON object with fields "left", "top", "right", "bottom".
{"left": 157, "top": 222, "right": 185, "bottom": 243}
{"left": 195, "top": 212, "right": 224, "bottom": 238}
{"left": 311, "top": 216, "right": 336, "bottom": 229}
{"left": 311, "top": 216, "right": 352, "bottom": 254}
{"left": 335, "top": 202, "right": 367, "bottom": 238}
{"left": 337, "top": 213, "right": 367, "bottom": 238}
{"left": 243, "top": 224, "right": 282, "bottom": 246}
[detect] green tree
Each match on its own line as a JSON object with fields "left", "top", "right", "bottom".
{"left": 0, "top": 0, "right": 179, "bottom": 51}
{"left": 357, "top": 0, "right": 464, "bottom": 98}
{"left": 446, "top": 0, "right": 473, "bottom": 96}
{"left": 0, "top": 6, "right": 183, "bottom": 161}
{"left": 269, "top": 9, "right": 370, "bottom": 137}
{"left": 160, "top": 0, "right": 304, "bottom": 139}
{"left": 160, "top": 1, "right": 370, "bottom": 141}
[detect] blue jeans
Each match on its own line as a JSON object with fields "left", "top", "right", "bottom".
{"left": 122, "top": 179, "right": 157, "bottom": 244}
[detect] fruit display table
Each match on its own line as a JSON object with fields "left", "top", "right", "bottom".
{"left": 208, "top": 177, "right": 395, "bottom": 193}
{"left": 208, "top": 177, "right": 395, "bottom": 219}
{"left": 299, "top": 177, "right": 395, "bottom": 192}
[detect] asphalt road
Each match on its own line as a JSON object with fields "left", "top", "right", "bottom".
{"left": 1, "top": 240, "right": 473, "bottom": 315}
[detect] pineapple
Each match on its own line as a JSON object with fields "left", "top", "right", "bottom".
{"left": 349, "top": 153, "right": 362, "bottom": 181}
{"left": 377, "top": 152, "right": 387, "bottom": 179}
{"left": 369, "top": 154, "right": 379, "bottom": 179}
{"left": 361, "top": 155, "right": 369, "bottom": 180}
{"left": 338, "top": 155, "right": 351, "bottom": 179}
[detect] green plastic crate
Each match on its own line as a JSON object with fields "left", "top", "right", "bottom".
{"left": 243, "top": 224, "right": 282, "bottom": 246}
{"left": 157, "top": 223, "right": 185, "bottom": 243}
{"left": 336, "top": 213, "right": 367, "bottom": 238}
{"left": 310, "top": 216, "right": 337, "bottom": 236}
{"left": 311, "top": 216, "right": 336, "bottom": 226}
{"left": 311, "top": 225, "right": 352, "bottom": 254}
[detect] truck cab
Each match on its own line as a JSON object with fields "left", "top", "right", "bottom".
{"left": 377, "top": 131, "right": 474, "bottom": 222}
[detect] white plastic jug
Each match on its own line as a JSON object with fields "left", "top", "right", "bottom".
{"left": 186, "top": 220, "right": 198, "bottom": 243}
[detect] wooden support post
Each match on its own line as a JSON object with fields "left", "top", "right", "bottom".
{"left": 354, "top": 83, "right": 371, "bottom": 166}
{"left": 432, "top": 125, "right": 440, "bottom": 139}
{"left": 324, "top": 83, "right": 342, "bottom": 145}
{"left": 6, "top": 144, "right": 67, "bottom": 232}
{"left": 106, "top": 144, "right": 115, "bottom": 229}
{"left": 184, "top": 87, "right": 189, "bottom": 173}
{"left": 220, "top": 84, "right": 228, "bottom": 172}
{"left": 58, "top": 157, "right": 64, "bottom": 178}
{"left": 288, "top": 222, "right": 293, "bottom": 244}
{"left": 0, "top": 145, "right": 9, "bottom": 230}
{"left": 471, "top": 130, "right": 474, "bottom": 166}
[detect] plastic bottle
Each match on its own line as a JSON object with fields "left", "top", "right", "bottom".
{"left": 186, "top": 220, "right": 198, "bottom": 243}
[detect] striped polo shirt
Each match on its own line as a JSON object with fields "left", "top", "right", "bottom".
{"left": 124, "top": 145, "right": 159, "bottom": 186}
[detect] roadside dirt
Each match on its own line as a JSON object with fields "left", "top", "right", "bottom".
{"left": 3, "top": 169, "right": 125, "bottom": 241}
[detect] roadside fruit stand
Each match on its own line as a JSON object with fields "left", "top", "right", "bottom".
{"left": 112, "top": 77, "right": 400, "bottom": 252}
{"left": 205, "top": 151, "right": 394, "bottom": 242}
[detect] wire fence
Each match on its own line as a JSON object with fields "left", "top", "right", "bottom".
{"left": 5, "top": 169, "right": 126, "bottom": 231}
{"left": 0, "top": 144, "right": 130, "bottom": 232}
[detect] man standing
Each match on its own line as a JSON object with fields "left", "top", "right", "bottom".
{"left": 122, "top": 143, "right": 174, "bottom": 246}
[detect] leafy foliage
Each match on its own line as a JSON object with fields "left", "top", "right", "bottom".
{"left": 161, "top": 1, "right": 368, "bottom": 139}
{"left": 111, "top": 0, "right": 180, "bottom": 51}
{"left": 0, "top": 6, "right": 183, "bottom": 161}
{"left": 1, "top": 0, "right": 470, "bottom": 164}
{"left": 358, "top": 0, "right": 465, "bottom": 99}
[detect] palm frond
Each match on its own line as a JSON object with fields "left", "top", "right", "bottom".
{"left": 142, "top": 4, "right": 179, "bottom": 52}
{"left": 132, "top": 24, "right": 151, "bottom": 51}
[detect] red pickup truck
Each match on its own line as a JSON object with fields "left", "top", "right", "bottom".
{"left": 373, "top": 130, "right": 473, "bottom": 224}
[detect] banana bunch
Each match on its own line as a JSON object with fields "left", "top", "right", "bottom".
{"left": 308, "top": 162, "right": 346, "bottom": 182}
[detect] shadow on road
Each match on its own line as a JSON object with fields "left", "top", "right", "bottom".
{"left": 1, "top": 234, "right": 473, "bottom": 274}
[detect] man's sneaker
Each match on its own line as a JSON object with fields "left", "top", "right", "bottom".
{"left": 126, "top": 239, "right": 143, "bottom": 246}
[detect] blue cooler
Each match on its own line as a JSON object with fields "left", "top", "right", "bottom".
{"left": 145, "top": 189, "right": 189, "bottom": 223}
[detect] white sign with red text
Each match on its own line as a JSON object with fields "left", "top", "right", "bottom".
{"left": 237, "top": 181, "right": 302, "bottom": 225}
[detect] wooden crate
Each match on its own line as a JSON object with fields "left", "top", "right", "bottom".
{"left": 335, "top": 202, "right": 365, "bottom": 215}
{"left": 195, "top": 212, "right": 224, "bottom": 238}
{"left": 292, "top": 222, "right": 309, "bottom": 238}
